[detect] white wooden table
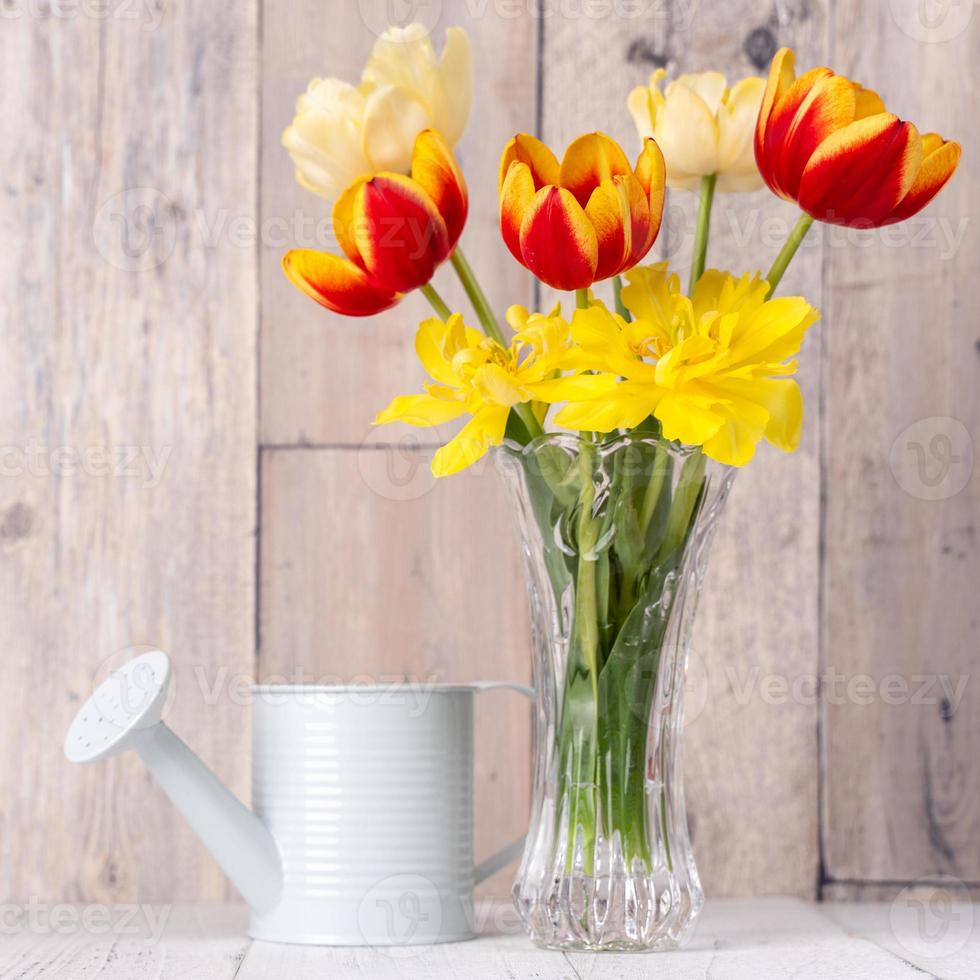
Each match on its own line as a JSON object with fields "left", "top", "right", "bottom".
{"left": 1, "top": 898, "right": 977, "bottom": 979}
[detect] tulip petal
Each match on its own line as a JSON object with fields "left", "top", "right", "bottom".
{"left": 584, "top": 179, "right": 631, "bottom": 281}
{"left": 498, "top": 133, "right": 560, "bottom": 192}
{"left": 433, "top": 26, "right": 473, "bottom": 146}
{"left": 361, "top": 84, "right": 431, "bottom": 175}
{"left": 499, "top": 160, "right": 537, "bottom": 263}
{"left": 411, "top": 129, "right": 468, "bottom": 248}
{"left": 559, "top": 132, "right": 633, "bottom": 208}
{"left": 672, "top": 72, "right": 727, "bottom": 116}
{"left": 797, "top": 114, "right": 922, "bottom": 225}
{"left": 282, "top": 78, "right": 372, "bottom": 203}
{"left": 853, "top": 84, "right": 886, "bottom": 119}
{"left": 634, "top": 139, "right": 666, "bottom": 253}
{"left": 881, "top": 136, "right": 961, "bottom": 224}
{"left": 756, "top": 47, "right": 798, "bottom": 187}
{"left": 332, "top": 177, "right": 368, "bottom": 264}
{"left": 519, "top": 186, "right": 598, "bottom": 291}
{"left": 769, "top": 73, "right": 858, "bottom": 200}
{"left": 716, "top": 76, "right": 766, "bottom": 190}
{"left": 355, "top": 173, "right": 449, "bottom": 291}
{"left": 282, "top": 249, "right": 399, "bottom": 316}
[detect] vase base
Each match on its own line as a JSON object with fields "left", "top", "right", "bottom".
{"left": 513, "top": 868, "right": 703, "bottom": 953}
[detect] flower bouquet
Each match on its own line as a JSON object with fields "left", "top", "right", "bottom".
{"left": 280, "top": 26, "right": 960, "bottom": 951}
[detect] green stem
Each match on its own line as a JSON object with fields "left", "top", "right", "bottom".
{"left": 613, "top": 275, "right": 631, "bottom": 321}
{"left": 575, "top": 288, "right": 590, "bottom": 310}
{"left": 450, "top": 248, "right": 507, "bottom": 347}
{"left": 562, "top": 439, "right": 602, "bottom": 873}
{"left": 688, "top": 173, "right": 717, "bottom": 295}
{"left": 639, "top": 443, "right": 668, "bottom": 535}
{"left": 765, "top": 213, "right": 814, "bottom": 295}
{"left": 419, "top": 282, "right": 451, "bottom": 320}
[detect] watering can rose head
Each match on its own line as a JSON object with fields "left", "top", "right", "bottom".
{"left": 498, "top": 132, "right": 666, "bottom": 290}
{"left": 755, "top": 47, "right": 961, "bottom": 227}
{"left": 282, "top": 129, "right": 467, "bottom": 316}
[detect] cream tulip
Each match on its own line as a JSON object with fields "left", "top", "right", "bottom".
{"left": 283, "top": 24, "right": 472, "bottom": 204}
{"left": 628, "top": 69, "right": 766, "bottom": 192}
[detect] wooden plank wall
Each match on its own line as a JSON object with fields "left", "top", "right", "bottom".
{"left": 0, "top": 4, "right": 258, "bottom": 901}
{"left": 821, "top": 0, "right": 980, "bottom": 897}
{"left": 1, "top": 0, "right": 975, "bottom": 904}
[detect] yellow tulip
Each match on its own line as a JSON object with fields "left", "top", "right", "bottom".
{"left": 282, "top": 24, "right": 472, "bottom": 204}
{"left": 628, "top": 70, "right": 766, "bottom": 192}
{"left": 554, "top": 264, "right": 820, "bottom": 466}
{"left": 375, "top": 311, "right": 610, "bottom": 476}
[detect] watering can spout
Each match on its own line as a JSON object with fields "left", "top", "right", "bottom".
{"left": 64, "top": 651, "right": 283, "bottom": 913}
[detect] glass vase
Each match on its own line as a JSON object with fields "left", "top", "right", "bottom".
{"left": 495, "top": 431, "right": 735, "bottom": 951}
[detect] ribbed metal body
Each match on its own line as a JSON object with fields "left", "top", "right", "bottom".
{"left": 249, "top": 686, "right": 477, "bottom": 945}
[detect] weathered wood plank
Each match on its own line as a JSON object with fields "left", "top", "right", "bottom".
{"left": 259, "top": 0, "right": 538, "bottom": 444}
{"left": 822, "top": 1, "right": 980, "bottom": 884}
{"left": 0, "top": 8, "right": 258, "bottom": 901}
{"left": 0, "top": 905, "right": 250, "bottom": 980}
{"left": 822, "top": 900, "right": 980, "bottom": 980}
{"left": 539, "top": 1, "right": 828, "bottom": 896}
{"left": 259, "top": 447, "right": 531, "bottom": 895}
{"left": 232, "top": 899, "right": 933, "bottom": 979}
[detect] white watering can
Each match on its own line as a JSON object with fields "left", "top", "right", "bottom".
{"left": 64, "top": 650, "right": 533, "bottom": 946}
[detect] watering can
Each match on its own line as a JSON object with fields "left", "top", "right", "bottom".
{"left": 64, "top": 650, "right": 533, "bottom": 945}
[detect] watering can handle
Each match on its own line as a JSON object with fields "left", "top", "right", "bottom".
{"left": 470, "top": 681, "right": 535, "bottom": 885}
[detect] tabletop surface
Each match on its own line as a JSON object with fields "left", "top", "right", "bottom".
{"left": 1, "top": 898, "right": 977, "bottom": 979}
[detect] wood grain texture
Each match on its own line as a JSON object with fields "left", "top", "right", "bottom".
{"left": 821, "top": 0, "right": 980, "bottom": 885}
{"left": 259, "top": 447, "right": 531, "bottom": 895}
{"left": 540, "top": 1, "right": 828, "bottom": 896}
{"left": 0, "top": 900, "right": 939, "bottom": 980}
{"left": 0, "top": 906, "right": 249, "bottom": 980}
{"left": 0, "top": 7, "right": 257, "bottom": 901}
{"left": 260, "top": 0, "right": 538, "bottom": 445}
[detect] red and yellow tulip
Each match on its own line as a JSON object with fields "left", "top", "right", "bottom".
{"left": 282, "top": 129, "right": 467, "bottom": 316}
{"left": 755, "top": 48, "right": 961, "bottom": 227}
{"left": 498, "top": 132, "right": 666, "bottom": 291}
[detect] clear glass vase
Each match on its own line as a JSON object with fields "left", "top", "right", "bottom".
{"left": 495, "top": 431, "right": 735, "bottom": 951}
